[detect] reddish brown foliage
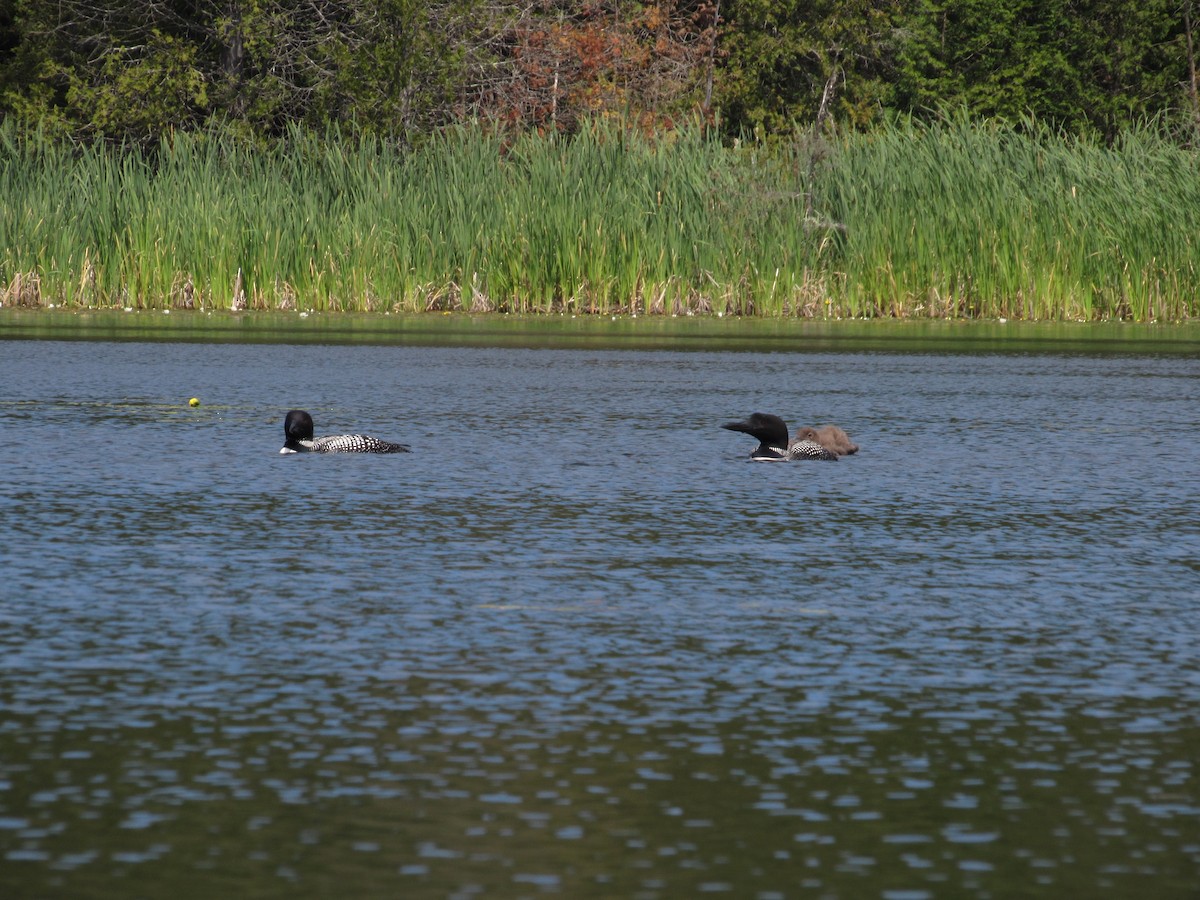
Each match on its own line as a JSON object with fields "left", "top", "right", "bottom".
{"left": 468, "top": 1, "right": 720, "bottom": 134}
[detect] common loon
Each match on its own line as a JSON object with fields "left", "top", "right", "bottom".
{"left": 722, "top": 412, "right": 840, "bottom": 461}
{"left": 280, "top": 410, "right": 410, "bottom": 454}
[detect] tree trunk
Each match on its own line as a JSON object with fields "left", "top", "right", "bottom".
{"left": 803, "top": 64, "right": 840, "bottom": 221}
{"left": 1185, "top": 2, "right": 1200, "bottom": 140}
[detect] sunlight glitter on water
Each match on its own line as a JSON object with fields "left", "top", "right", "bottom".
{"left": 0, "top": 335, "right": 1198, "bottom": 898}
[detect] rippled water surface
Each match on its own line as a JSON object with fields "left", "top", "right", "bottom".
{"left": 1, "top": 335, "right": 1198, "bottom": 899}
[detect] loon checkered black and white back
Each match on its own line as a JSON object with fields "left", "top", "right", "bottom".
{"left": 280, "top": 410, "right": 410, "bottom": 454}
{"left": 722, "top": 412, "right": 856, "bottom": 462}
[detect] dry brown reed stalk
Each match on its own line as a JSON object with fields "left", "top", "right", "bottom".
{"left": 274, "top": 277, "right": 297, "bottom": 311}
{"left": 468, "top": 274, "right": 492, "bottom": 312}
{"left": 4, "top": 271, "right": 42, "bottom": 307}
{"left": 647, "top": 286, "right": 666, "bottom": 315}
{"left": 230, "top": 268, "right": 247, "bottom": 311}
{"left": 787, "top": 270, "right": 828, "bottom": 316}
{"left": 425, "top": 282, "right": 457, "bottom": 311}
{"left": 169, "top": 273, "right": 195, "bottom": 309}
{"left": 79, "top": 252, "right": 98, "bottom": 307}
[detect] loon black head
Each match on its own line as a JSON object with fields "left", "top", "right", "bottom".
{"left": 282, "top": 409, "right": 315, "bottom": 451}
{"left": 722, "top": 412, "right": 789, "bottom": 459}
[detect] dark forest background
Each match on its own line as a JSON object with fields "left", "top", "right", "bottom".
{"left": 1, "top": 0, "right": 1198, "bottom": 146}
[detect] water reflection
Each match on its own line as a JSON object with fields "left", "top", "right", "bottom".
{"left": 0, "top": 337, "right": 1197, "bottom": 897}
{"left": 4, "top": 308, "right": 1200, "bottom": 355}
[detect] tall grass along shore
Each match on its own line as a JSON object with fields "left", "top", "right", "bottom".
{"left": 2, "top": 118, "right": 1197, "bottom": 322}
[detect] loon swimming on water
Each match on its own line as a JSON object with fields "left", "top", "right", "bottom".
{"left": 280, "top": 410, "right": 410, "bottom": 454}
{"left": 722, "top": 412, "right": 841, "bottom": 461}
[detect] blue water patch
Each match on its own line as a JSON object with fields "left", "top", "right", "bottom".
{"left": 0, "top": 338, "right": 1198, "bottom": 898}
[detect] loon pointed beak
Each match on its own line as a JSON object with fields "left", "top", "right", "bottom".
{"left": 722, "top": 419, "right": 751, "bottom": 433}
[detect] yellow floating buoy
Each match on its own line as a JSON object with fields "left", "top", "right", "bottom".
{"left": 188, "top": 397, "right": 200, "bottom": 407}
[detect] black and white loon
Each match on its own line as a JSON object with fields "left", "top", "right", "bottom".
{"left": 722, "top": 412, "right": 846, "bottom": 461}
{"left": 280, "top": 410, "right": 410, "bottom": 454}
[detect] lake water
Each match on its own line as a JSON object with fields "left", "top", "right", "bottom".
{"left": 1, "top": 325, "right": 1198, "bottom": 898}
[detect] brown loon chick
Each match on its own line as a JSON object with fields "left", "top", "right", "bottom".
{"left": 793, "top": 424, "right": 859, "bottom": 457}
{"left": 722, "top": 412, "right": 838, "bottom": 461}
{"left": 280, "top": 410, "right": 410, "bottom": 454}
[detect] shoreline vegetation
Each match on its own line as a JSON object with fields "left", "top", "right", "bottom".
{"left": 2, "top": 118, "right": 1198, "bottom": 323}
{"left": 6, "top": 308, "right": 1200, "bottom": 356}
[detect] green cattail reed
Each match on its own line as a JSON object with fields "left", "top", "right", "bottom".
{"left": 0, "top": 116, "right": 1197, "bottom": 321}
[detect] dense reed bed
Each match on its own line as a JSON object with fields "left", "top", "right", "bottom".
{"left": 1, "top": 118, "right": 1197, "bottom": 320}
{"left": 817, "top": 119, "right": 1200, "bottom": 321}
